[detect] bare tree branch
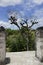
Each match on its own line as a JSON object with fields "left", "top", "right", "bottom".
{"left": 9, "top": 16, "right": 20, "bottom": 29}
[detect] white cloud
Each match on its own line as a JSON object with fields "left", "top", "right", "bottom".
{"left": 20, "top": 11, "right": 25, "bottom": 17}
{"left": 23, "top": 1, "right": 35, "bottom": 11}
{"left": 32, "top": 8, "right": 43, "bottom": 29}
{"left": 0, "top": 21, "right": 18, "bottom": 29}
{"left": 33, "top": 8, "right": 43, "bottom": 19}
{"left": 16, "top": 18, "right": 22, "bottom": 23}
{"left": 0, "top": 21, "right": 11, "bottom": 28}
{"left": 0, "top": 0, "right": 22, "bottom": 6}
{"left": 37, "top": 18, "right": 43, "bottom": 26}
{"left": 22, "top": 0, "right": 43, "bottom": 11}
{"left": 32, "top": 17, "right": 43, "bottom": 29}
{"left": 33, "top": 0, "right": 43, "bottom": 4}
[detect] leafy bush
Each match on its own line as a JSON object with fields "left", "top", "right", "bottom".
{"left": 6, "top": 29, "right": 35, "bottom": 52}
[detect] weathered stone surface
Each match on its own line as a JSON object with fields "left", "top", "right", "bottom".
{"left": 35, "top": 27, "right": 43, "bottom": 61}
{"left": 0, "top": 26, "right": 6, "bottom": 62}
{"left": 6, "top": 51, "right": 43, "bottom": 65}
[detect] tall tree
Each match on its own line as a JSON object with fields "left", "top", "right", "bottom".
{"left": 8, "top": 11, "right": 38, "bottom": 51}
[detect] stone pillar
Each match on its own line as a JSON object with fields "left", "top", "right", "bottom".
{"left": 0, "top": 26, "right": 6, "bottom": 63}
{"left": 35, "top": 27, "right": 43, "bottom": 62}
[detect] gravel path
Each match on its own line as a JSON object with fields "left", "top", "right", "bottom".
{"left": 5, "top": 51, "right": 43, "bottom": 65}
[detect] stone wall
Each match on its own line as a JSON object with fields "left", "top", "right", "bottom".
{"left": 35, "top": 27, "right": 43, "bottom": 62}
{"left": 0, "top": 26, "right": 6, "bottom": 62}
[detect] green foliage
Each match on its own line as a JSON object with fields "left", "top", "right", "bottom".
{"left": 6, "top": 29, "right": 35, "bottom": 52}
{"left": 20, "top": 26, "right": 36, "bottom": 50}
{"left": 28, "top": 31, "right": 35, "bottom": 50}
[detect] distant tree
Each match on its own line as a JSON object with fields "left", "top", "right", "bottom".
{"left": 8, "top": 11, "right": 38, "bottom": 51}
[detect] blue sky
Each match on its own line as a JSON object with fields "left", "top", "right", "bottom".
{"left": 0, "top": 0, "right": 43, "bottom": 29}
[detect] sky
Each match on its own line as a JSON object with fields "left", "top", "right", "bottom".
{"left": 0, "top": 0, "right": 43, "bottom": 29}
